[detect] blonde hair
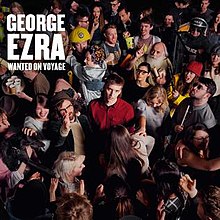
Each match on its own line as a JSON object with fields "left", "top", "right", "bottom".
{"left": 144, "top": 86, "right": 168, "bottom": 113}
{"left": 53, "top": 151, "right": 85, "bottom": 183}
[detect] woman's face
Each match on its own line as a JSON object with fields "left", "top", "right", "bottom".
{"left": 215, "top": 13, "right": 220, "bottom": 24}
{"left": 148, "top": 97, "right": 162, "bottom": 108}
{"left": 192, "top": 130, "right": 209, "bottom": 151}
{"left": 185, "top": 71, "right": 196, "bottom": 83}
{"left": 35, "top": 103, "right": 49, "bottom": 120}
{"left": 93, "top": 6, "right": 101, "bottom": 19}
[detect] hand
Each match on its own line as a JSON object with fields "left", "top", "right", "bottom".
{"left": 92, "top": 21, "right": 99, "bottom": 31}
{"left": 105, "top": 53, "right": 115, "bottom": 63}
{"left": 79, "top": 179, "right": 85, "bottom": 195}
{"left": 174, "top": 125, "right": 184, "bottom": 133}
{"left": 62, "top": 114, "right": 70, "bottom": 130}
{"left": 135, "top": 45, "right": 145, "bottom": 59}
{"left": 16, "top": 91, "right": 26, "bottom": 99}
{"left": 179, "top": 174, "right": 197, "bottom": 198}
{"left": 49, "top": 178, "right": 59, "bottom": 193}
{"left": 93, "top": 184, "right": 105, "bottom": 203}
{"left": 176, "top": 140, "right": 187, "bottom": 159}
{"left": 123, "top": 31, "right": 130, "bottom": 38}
{"left": 22, "top": 127, "right": 37, "bottom": 137}
{"left": 172, "top": 90, "right": 179, "bottom": 99}
{"left": 156, "top": 69, "right": 166, "bottom": 85}
{"left": 157, "top": 200, "right": 166, "bottom": 220}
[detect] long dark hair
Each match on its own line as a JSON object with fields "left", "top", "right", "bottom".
{"left": 104, "top": 125, "right": 143, "bottom": 180}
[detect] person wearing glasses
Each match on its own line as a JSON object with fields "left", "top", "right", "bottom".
{"left": 167, "top": 60, "right": 203, "bottom": 117}
{"left": 175, "top": 123, "right": 220, "bottom": 189}
{"left": 122, "top": 62, "right": 152, "bottom": 105}
{"left": 171, "top": 77, "right": 217, "bottom": 144}
{"left": 45, "top": 91, "right": 92, "bottom": 168}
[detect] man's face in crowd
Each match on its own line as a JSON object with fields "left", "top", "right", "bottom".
{"left": 104, "top": 83, "right": 122, "bottom": 105}
{"left": 140, "top": 22, "right": 153, "bottom": 37}
{"left": 135, "top": 65, "right": 150, "bottom": 82}
{"left": 0, "top": 113, "right": 10, "bottom": 134}
{"left": 57, "top": 100, "right": 75, "bottom": 121}
{"left": 164, "top": 15, "right": 174, "bottom": 27}
{"left": 78, "top": 16, "right": 89, "bottom": 29}
{"left": 190, "top": 82, "right": 209, "bottom": 100}
{"left": 105, "top": 27, "right": 118, "bottom": 45}
{"left": 200, "top": 0, "right": 210, "bottom": 12}
{"left": 74, "top": 41, "right": 88, "bottom": 53}
{"left": 110, "top": 0, "right": 120, "bottom": 13}
{"left": 150, "top": 43, "right": 165, "bottom": 59}
{"left": 118, "top": 9, "right": 130, "bottom": 24}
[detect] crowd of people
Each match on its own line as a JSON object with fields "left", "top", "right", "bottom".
{"left": 0, "top": 0, "right": 220, "bottom": 219}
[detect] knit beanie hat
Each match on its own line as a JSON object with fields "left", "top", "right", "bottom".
{"left": 186, "top": 61, "right": 203, "bottom": 76}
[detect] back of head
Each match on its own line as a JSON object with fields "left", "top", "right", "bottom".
{"left": 152, "top": 159, "right": 181, "bottom": 199}
{"left": 201, "top": 185, "right": 220, "bottom": 220}
{"left": 56, "top": 192, "right": 93, "bottom": 220}
{"left": 13, "top": 179, "right": 49, "bottom": 219}
{"left": 104, "top": 174, "right": 134, "bottom": 219}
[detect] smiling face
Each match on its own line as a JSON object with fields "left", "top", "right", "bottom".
{"left": 57, "top": 99, "right": 75, "bottom": 121}
{"left": 105, "top": 27, "right": 118, "bottom": 45}
{"left": 140, "top": 22, "right": 153, "bottom": 37}
{"left": 35, "top": 103, "right": 49, "bottom": 121}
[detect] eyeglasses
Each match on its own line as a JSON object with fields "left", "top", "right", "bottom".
{"left": 192, "top": 82, "right": 206, "bottom": 90}
{"left": 136, "top": 69, "right": 149, "bottom": 75}
{"left": 193, "top": 135, "right": 209, "bottom": 142}
{"left": 58, "top": 104, "right": 73, "bottom": 115}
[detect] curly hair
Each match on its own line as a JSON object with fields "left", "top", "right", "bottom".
{"left": 56, "top": 192, "right": 93, "bottom": 220}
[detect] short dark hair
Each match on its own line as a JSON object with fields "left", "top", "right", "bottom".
{"left": 104, "top": 73, "right": 125, "bottom": 87}
{"left": 140, "top": 16, "right": 154, "bottom": 26}
{"left": 198, "top": 77, "right": 216, "bottom": 97}
{"left": 138, "top": 62, "right": 151, "bottom": 72}
{"left": 201, "top": 185, "right": 220, "bottom": 220}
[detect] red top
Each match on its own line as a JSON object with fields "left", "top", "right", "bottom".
{"left": 88, "top": 97, "right": 135, "bottom": 132}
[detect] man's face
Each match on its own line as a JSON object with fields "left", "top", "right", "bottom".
{"left": 110, "top": 0, "right": 120, "bottom": 13}
{"left": 78, "top": 16, "right": 89, "bottom": 29}
{"left": 164, "top": 15, "right": 174, "bottom": 27}
{"left": 190, "top": 82, "right": 209, "bottom": 100}
{"left": 105, "top": 27, "right": 118, "bottom": 45}
{"left": 118, "top": 9, "right": 130, "bottom": 24}
{"left": 74, "top": 41, "right": 88, "bottom": 53}
{"left": 0, "top": 113, "right": 10, "bottom": 134}
{"left": 190, "top": 27, "right": 201, "bottom": 37}
{"left": 211, "top": 54, "right": 220, "bottom": 67}
{"left": 140, "top": 23, "right": 152, "bottom": 36}
{"left": 104, "top": 83, "right": 122, "bottom": 104}
{"left": 150, "top": 43, "right": 165, "bottom": 59}
{"left": 57, "top": 100, "right": 75, "bottom": 121}
{"left": 201, "top": 0, "right": 210, "bottom": 11}
{"left": 71, "top": 1, "right": 79, "bottom": 11}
